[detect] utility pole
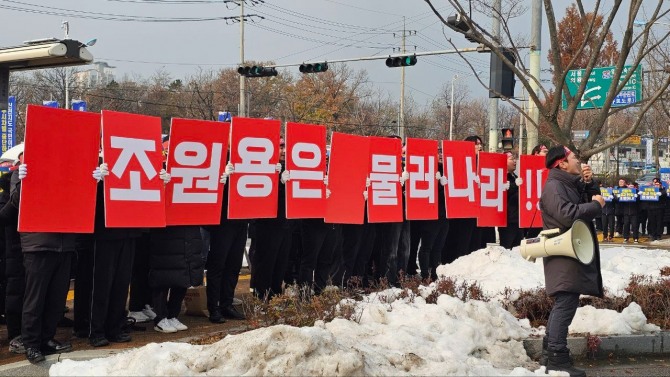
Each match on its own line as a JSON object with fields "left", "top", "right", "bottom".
{"left": 526, "top": 0, "right": 542, "bottom": 153}
{"left": 488, "top": 0, "right": 501, "bottom": 152}
{"left": 62, "top": 20, "right": 70, "bottom": 110}
{"left": 239, "top": 0, "right": 245, "bottom": 117}
{"left": 394, "top": 18, "right": 415, "bottom": 140}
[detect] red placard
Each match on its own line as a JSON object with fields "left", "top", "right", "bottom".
{"left": 228, "top": 117, "right": 281, "bottom": 219}
{"left": 405, "top": 138, "right": 438, "bottom": 220}
{"left": 367, "top": 137, "right": 403, "bottom": 223}
{"left": 18, "top": 105, "right": 100, "bottom": 233}
{"left": 285, "top": 122, "right": 327, "bottom": 219}
{"left": 442, "top": 140, "right": 479, "bottom": 218}
{"left": 165, "top": 118, "right": 230, "bottom": 225}
{"left": 324, "top": 132, "right": 369, "bottom": 224}
{"left": 102, "top": 110, "right": 165, "bottom": 228}
{"left": 477, "top": 152, "right": 507, "bottom": 227}
{"left": 519, "top": 155, "right": 547, "bottom": 228}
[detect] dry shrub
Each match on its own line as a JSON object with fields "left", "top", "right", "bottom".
{"left": 510, "top": 288, "right": 554, "bottom": 327}
{"left": 661, "top": 266, "right": 670, "bottom": 277}
{"left": 425, "top": 277, "right": 487, "bottom": 304}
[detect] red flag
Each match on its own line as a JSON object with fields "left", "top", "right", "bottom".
{"left": 442, "top": 140, "right": 479, "bottom": 218}
{"left": 405, "top": 138, "right": 438, "bottom": 220}
{"left": 519, "top": 155, "right": 547, "bottom": 228}
{"left": 477, "top": 152, "right": 507, "bottom": 227}
{"left": 227, "top": 117, "right": 281, "bottom": 219}
{"left": 285, "top": 122, "right": 327, "bottom": 219}
{"left": 324, "top": 132, "right": 369, "bottom": 224}
{"left": 164, "top": 118, "right": 230, "bottom": 225}
{"left": 102, "top": 110, "right": 165, "bottom": 228}
{"left": 367, "top": 137, "right": 403, "bottom": 223}
{"left": 18, "top": 105, "right": 100, "bottom": 233}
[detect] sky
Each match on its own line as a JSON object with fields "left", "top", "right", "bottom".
{"left": 49, "top": 244, "right": 669, "bottom": 376}
{"left": 0, "top": 0, "right": 567, "bottom": 108}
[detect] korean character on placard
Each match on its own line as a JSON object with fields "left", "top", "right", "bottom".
{"left": 236, "top": 137, "right": 276, "bottom": 198}
{"left": 109, "top": 136, "right": 161, "bottom": 202}
{"left": 370, "top": 154, "right": 399, "bottom": 205}
{"left": 290, "top": 141, "right": 324, "bottom": 199}
{"left": 480, "top": 166, "right": 506, "bottom": 212}
{"left": 408, "top": 155, "right": 435, "bottom": 203}
{"left": 170, "top": 141, "right": 223, "bottom": 204}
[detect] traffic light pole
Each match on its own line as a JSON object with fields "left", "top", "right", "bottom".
{"left": 487, "top": 0, "right": 501, "bottom": 153}
{"left": 239, "top": 0, "right": 246, "bottom": 117}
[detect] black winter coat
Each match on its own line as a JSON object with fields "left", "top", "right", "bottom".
{"left": 93, "top": 183, "right": 141, "bottom": 240}
{"left": 539, "top": 168, "right": 603, "bottom": 298}
{"left": 148, "top": 225, "right": 204, "bottom": 289}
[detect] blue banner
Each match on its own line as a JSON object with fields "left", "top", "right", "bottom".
{"left": 600, "top": 187, "right": 614, "bottom": 202}
{"left": 42, "top": 101, "right": 59, "bottom": 108}
{"left": 1, "top": 96, "right": 16, "bottom": 154}
{"left": 71, "top": 100, "right": 87, "bottom": 112}
{"left": 615, "top": 187, "right": 637, "bottom": 202}
{"left": 218, "top": 111, "right": 232, "bottom": 122}
{"left": 639, "top": 186, "right": 660, "bottom": 202}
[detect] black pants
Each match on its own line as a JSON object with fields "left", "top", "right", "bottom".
{"left": 299, "top": 220, "right": 339, "bottom": 292}
{"left": 4, "top": 236, "right": 24, "bottom": 340}
{"left": 73, "top": 237, "right": 94, "bottom": 335}
{"left": 638, "top": 210, "right": 648, "bottom": 234}
{"left": 374, "top": 222, "right": 404, "bottom": 285}
{"left": 498, "top": 224, "right": 524, "bottom": 249}
{"left": 444, "top": 218, "right": 479, "bottom": 261}
{"left": 417, "top": 219, "right": 449, "bottom": 280}
{"left": 334, "top": 223, "right": 376, "bottom": 287}
{"left": 546, "top": 291, "right": 580, "bottom": 353}
{"left": 601, "top": 214, "right": 615, "bottom": 238}
{"left": 396, "top": 220, "right": 411, "bottom": 276}
{"left": 251, "top": 220, "right": 293, "bottom": 300}
{"left": 89, "top": 238, "right": 135, "bottom": 339}
{"left": 21, "top": 251, "right": 72, "bottom": 349}
{"left": 407, "top": 222, "right": 421, "bottom": 276}
{"left": 615, "top": 214, "right": 624, "bottom": 234}
{"left": 623, "top": 214, "right": 639, "bottom": 240}
{"left": 647, "top": 208, "right": 664, "bottom": 239}
{"left": 206, "top": 221, "right": 247, "bottom": 311}
{"left": 151, "top": 287, "right": 187, "bottom": 324}
{"left": 128, "top": 233, "right": 151, "bottom": 312}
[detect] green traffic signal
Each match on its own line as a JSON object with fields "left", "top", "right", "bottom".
{"left": 385, "top": 55, "right": 417, "bottom": 68}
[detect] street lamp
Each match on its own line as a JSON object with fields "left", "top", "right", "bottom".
{"left": 449, "top": 74, "right": 458, "bottom": 141}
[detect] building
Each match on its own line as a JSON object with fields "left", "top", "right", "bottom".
{"left": 74, "top": 61, "right": 115, "bottom": 87}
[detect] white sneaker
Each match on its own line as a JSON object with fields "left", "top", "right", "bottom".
{"left": 143, "top": 305, "right": 157, "bottom": 320}
{"left": 154, "top": 318, "right": 177, "bottom": 333}
{"left": 128, "top": 311, "right": 151, "bottom": 323}
{"left": 168, "top": 317, "right": 188, "bottom": 331}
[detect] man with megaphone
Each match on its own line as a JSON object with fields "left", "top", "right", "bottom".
{"left": 534, "top": 146, "right": 605, "bottom": 377}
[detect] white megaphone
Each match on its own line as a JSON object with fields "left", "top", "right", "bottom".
{"left": 519, "top": 219, "right": 595, "bottom": 264}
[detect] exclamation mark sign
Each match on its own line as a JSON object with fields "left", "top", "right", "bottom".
{"left": 525, "top": 170, "right": 533, "bottom": 211}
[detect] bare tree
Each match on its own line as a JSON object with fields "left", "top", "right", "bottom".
{"left": 424, "top": 0, "right": 670, "bottom": 161}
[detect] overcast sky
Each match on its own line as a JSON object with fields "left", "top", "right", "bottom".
{"left": 0, "top": 1, "right": 650, "bottom": 108}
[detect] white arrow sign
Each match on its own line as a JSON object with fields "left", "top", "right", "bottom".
{"left": 580, "top": 86, "right": 602, "bottom": 106}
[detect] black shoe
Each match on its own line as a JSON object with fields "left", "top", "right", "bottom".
{"left": 547, "top": 350, "right": 586, "bottom": 377}
{"left": 9, "top": 336, "right": 26, "bottom": 354}
{"left": 89, "top": 337, "right": 110, "bottom": 347}
{"left": 42, "top": 339, "right": 73, "bottom": 355}
{"left": 220, "top": 305, "right": 246, "bottom": 320}
{"left": 109, "top": 333, "right": 132, "bottom": 343}
{"left": 208, "top": 309, "right": 226, "bottom": 323}
{"left": 26, "top": 347, "right": 45, "bottom": 363}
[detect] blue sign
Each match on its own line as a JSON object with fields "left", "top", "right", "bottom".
{"left": 639, "top": 186, "right": 660, "bottom": 202}
{"left": 0, "top": 96, "right": 17, "bottom": 155}
{"left": 42, "top": 101, "right": 59, "bottom": 108}
{"left": 71, "top": 100, "right": 87, "bottom": 112}
{"left": 218, "top": 111, "right": 232, "bottom": 122}
{"left": 600, "top": 187, "right": 614, "bottom": 202}
{"left": 615, "top": 187, "right": 637, "bottom": 202}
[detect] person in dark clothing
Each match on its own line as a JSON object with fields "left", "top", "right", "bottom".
{"left": 614, "top": 178, "right": 627, "bottom": 237}
{"left": 335, "top": 215, "right": 376, "bottom": 288}
{"left": 149, "top": 225, "right": 204, "bottom": 332}
{"left": 499, "top": 152, "right": 524, "bottom": 249}
{"left": 0, "top": 170, "right": 24, "bottom": 353}
{"left": 539, "top": 146, "right": 604, "bottom": 377}
{"left": 601, "top": 189, "right": 615, "bottom": 242}
{"left": 416, "top": 163, "right": 449, "bottom": 281}
{"left": 298, "top": 219, "right": 340, "bottom": 294}
{"left": 127, "top": 231, "right": 156, "bottom": 323}
{"left": 87, "top": 162, "right": 151, "bottom": 348}
{"left": 72, "top": 234, "right": 94, "bottom": 338}
{"left": 645, "top": 178, "right": 666, "bottom": 241}
{"left": 619, "top": 182, "right": 640, "bottom": 243}
{"left": 13, "top": 164, "right": 76, "bottom": 363}
{"left": 205, "top": 172, "right": 248, "bottom": 323}
{"left": 250, "top": 142, "right": 293, "bottom": 300}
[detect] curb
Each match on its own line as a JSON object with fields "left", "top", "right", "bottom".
{"left": 523, "top": 331, "right": 670, "bottom": 360}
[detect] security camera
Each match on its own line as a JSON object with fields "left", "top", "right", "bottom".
{"left": 0, "top": 38, "right": 94, "bottom": 71}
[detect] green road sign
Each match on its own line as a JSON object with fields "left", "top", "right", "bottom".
{"left": 562, "top": 65, "right": 642, "bottom": 110}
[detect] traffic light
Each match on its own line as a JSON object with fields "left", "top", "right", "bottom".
{"left": 501, "top": 128, "right": 514, "bottom": 151}
{"left": 446, "top": 13, "right": 478, "bottom": 43}
{"left": 237, "top": 65, "right": 278, "bottom": 78}
{"left": 299, "top": 62, "right": 328, "bottom": 73}
{"left": 489, "top": 49, "right": 516, "bottom": 98}
{"left": 385, "top": 55, "right": 417, "bottom": 68}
